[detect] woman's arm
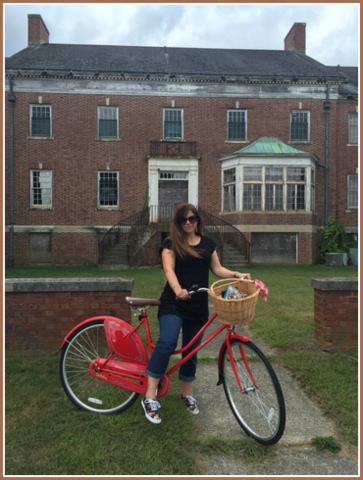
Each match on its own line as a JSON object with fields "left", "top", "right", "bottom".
{"left": 161, "top": 248, "right": 190, "bottom": 300}
{"left": 210, "top": 250, "right": 250, "bottom": 279}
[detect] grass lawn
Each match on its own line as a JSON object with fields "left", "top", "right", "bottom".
{"left": 5, "top": 264, "right": 359, "bottom": 475}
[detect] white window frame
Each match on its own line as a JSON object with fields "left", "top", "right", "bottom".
{"left": 290, "top": 110, "right": 310, "bottom": 143}
{"left": 347, "top": 174, "right": 358, "bottom": 209}
{"left": 223, "top": 168, "right": 237, "bottom": 211}
{"left": 30, "top": 170, "right": 52, "bottom": 209}
{"left": 97, "top": 106, "right": 119, "bottom": 139}
{"left": 222, "top": 162, "right": 315, "bottom": 213}
{"left": 348, "top": 113, "right": 358, "bottom": 145}
{"left": 98, "top": 171, "right": 119, "bottom": 209}
{"left": 163, "top": 108, "right": 183, "bottom": 140}
{"left": 227, "top": 110, "right": 247, "bottom": 141}
{"left": 30, "top": 105, "right": 52, "bottom": 138}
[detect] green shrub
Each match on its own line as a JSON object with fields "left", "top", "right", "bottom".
{"left": 318, "top": 217, "right": 347, "bottom": 263}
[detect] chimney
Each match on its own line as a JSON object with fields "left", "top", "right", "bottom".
{"left": 28, "top": 14, "right": 49, "bottom": 46}
{"left": 284, "top": 22, "right": 306, "bottom": 54}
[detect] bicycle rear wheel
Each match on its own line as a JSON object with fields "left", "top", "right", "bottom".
{"left": 221, "top": 338, "right": 285, "bottom": 445}
{"left": 60, "top": 320, "right": 139, "bottom": 414}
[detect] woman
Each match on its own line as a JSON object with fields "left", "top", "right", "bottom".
{"left": 141, "top": 204, "right": 250, "bottom": 424}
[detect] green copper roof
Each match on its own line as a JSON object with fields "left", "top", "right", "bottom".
{"left": 235, "top": 137, "right": 307, "bottom": 155}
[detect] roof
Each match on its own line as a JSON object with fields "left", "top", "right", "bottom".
{"left": 5, "top": 43, "right": 343, "bottom": 81}
{"left": 326, "top": 66, "right": 359, "bottom": 96}
{"left": 234, "top": 137, "right": 309, "bottom": 155}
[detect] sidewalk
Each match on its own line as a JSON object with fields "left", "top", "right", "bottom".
{"left": 191, "top": 319, "right": 359, "bottom": 476}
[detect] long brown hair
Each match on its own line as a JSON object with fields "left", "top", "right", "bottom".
{"left": 168, "top": 204, "right": 203, "bottom": 259}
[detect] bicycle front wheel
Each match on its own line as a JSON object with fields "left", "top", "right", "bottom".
{"left": 60, "top": 320, "right": 139, "bottom": 414}
{"left": 221, "top": 339, "right": 285, "bottom": 445}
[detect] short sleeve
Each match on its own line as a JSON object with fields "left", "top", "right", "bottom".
{"left": 158, "top": 238, "right": 172, "bottom": 258}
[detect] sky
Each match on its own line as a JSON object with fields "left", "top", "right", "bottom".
{"left": 3, "top": 3, "right": 360, "bottom": 66}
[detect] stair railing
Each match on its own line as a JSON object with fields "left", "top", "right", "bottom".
{"left": 98, "top": 208, "right": 150, "bottom": 265}
{"left": 197, "top": 207, "right": 251, "bottom": 264}
{"left": 99, "top": 205, "right": 251, "bottom": 266}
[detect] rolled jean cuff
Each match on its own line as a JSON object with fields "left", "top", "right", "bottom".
{"left": 178, "top": 374, "right": 195, "bottom": 382}
{"left": 146, "top": 368, "right": 164, "bottom": 379}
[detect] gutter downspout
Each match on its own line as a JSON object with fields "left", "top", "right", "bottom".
{"left": 8, "top": 77, "right": 16, "bottom": 267}
{"left": 324, "top": 84, "right": 331, "bottom": 226}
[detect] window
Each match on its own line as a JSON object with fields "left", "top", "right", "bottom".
{"left": 287, "top": 168, "right": 305, "bottom": 210}
{"left": 98, "top": 107, "right": 118, "bottom": 139}
{"left": 243, "top": 167, "right": 262, "bottom": 210}
{"left": 163, "top": 109, "right": 183, "bottom": 140}
{"left": 265, "top": 167, "right": 283, "bottom": 211}
{"left": 30, "top": 105, "right": 51, "bottom": 137}
{"left": 290, "top": 110, "right": 310, "bottom": 142}
{"left": 234, "top": 165, "right": 311, "bottom": 212}
{"left": 227, "top": 110, "right": 246, "bottom": 140}
{"left": 348, "top": 113, "right": 358, "bottom": 144}
{"left": 348, "top": 175, "right": 358, "bottom": 209}
{"left": 98, "top": 171, "right": 118, "bottom": 207}
{"left": 310, "top": 169, "right": 316, "bottom": 212}
{"left": 223, "top": 168, "right": 236, "bottom": 211}
{"left": 31, "top": 170, "right": 52, "bottom": 208}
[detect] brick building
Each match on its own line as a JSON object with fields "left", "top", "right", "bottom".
{"left": 4, "top": 15, "right": 358, "bottom": 266}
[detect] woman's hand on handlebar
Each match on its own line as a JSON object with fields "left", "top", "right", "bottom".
{"left": 175, "top": 288, "right": 191, "bottom": 301}
{"left": 234, "top": 272, "right": 251, "bottom": 280}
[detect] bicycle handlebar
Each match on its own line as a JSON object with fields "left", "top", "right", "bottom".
{"left": 188, "top": 287, "right": 210, "bottom": 296}
{"left": 188, "top": 277, "right": 249, "bottom": 296}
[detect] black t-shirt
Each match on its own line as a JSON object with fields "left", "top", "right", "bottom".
{"left": 158, "top": 235, "right": 217, "bottom": 323}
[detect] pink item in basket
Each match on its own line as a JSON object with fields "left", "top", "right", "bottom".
{"left": 253, "top": 279, "right": 269, "bottom": 302}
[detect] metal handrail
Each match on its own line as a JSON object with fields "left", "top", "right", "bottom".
{"left": 98, "top": 209, "right": 149, "bottom": 264}
{"left": 98, "top": 205, "right": 251, "bottom": 265}
{"left": 197, "top": 207, "right": 251, "bottom": 264}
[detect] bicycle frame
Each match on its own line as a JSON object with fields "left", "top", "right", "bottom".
{"left": 60, "top": 305, "right": 253, "bottom": 399}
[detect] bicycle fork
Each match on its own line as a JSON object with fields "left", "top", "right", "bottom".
{"left": 217, "top": 331, "right": 258, "bottom": 393}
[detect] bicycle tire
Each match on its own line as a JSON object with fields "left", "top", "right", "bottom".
{"left": 221, "top": 338, "right": 285, "bottom": 445}
{"left": 60, "top": 320, "right": 139, "bottom": 414}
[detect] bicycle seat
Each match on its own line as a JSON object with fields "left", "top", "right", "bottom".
{"left": 126, "top": 296, "right": 161, "bottom": 307}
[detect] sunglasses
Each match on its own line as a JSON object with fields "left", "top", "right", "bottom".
{"left": 179, "top": 215, "right": 198, "bottom": 225}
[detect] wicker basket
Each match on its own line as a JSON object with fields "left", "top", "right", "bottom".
{"left": 209, "top": 278, "right": 259, "bottom": 325}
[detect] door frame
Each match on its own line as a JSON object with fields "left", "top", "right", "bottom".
{"left": 148, "top": 158, "right": 199, "bottom": 222}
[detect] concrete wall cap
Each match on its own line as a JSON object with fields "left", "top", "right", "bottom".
{"left": 311, "top": 277, "right": 358, "bottom": 291}
{"left": 5, "top": 277, "right": 134, "bottom": 293}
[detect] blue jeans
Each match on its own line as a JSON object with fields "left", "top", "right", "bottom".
{"left": 146, "top": 314, "right": 203, "bottom": 382}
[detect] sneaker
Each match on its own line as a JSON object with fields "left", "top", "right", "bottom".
{"left": 141, "top": 398, "right": 162, "bottom": 424}
{"left": 181, "top": 395, "right": 199, "bottom": 415}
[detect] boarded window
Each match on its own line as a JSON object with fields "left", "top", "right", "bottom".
{"left": 252, "top": 233, "right": 297, "bottom": 264}
{"left": 30, "top": 233, "right": 51, "bottom": 264}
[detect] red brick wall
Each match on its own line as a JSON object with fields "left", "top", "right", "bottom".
{"left": 4, "top": 93, "right": 341, "bottom": 227}
{"left": 5, "top": 278, "right": 133, "bottom": 356}
{"left": 312, "top": 278, "right": 358, "bottom": 351}
{"left": 334, "top": 99, "right": 358, "bottom": 227}
{"left": 4, "top": 83, "right": 357, "bottom": 266}
{"left": 28, "top": 14, "right": 49, "bottom": 45}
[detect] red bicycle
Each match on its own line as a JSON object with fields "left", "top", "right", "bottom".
{"left": 59, "top": 281, "right": 286, "bottom": 446}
